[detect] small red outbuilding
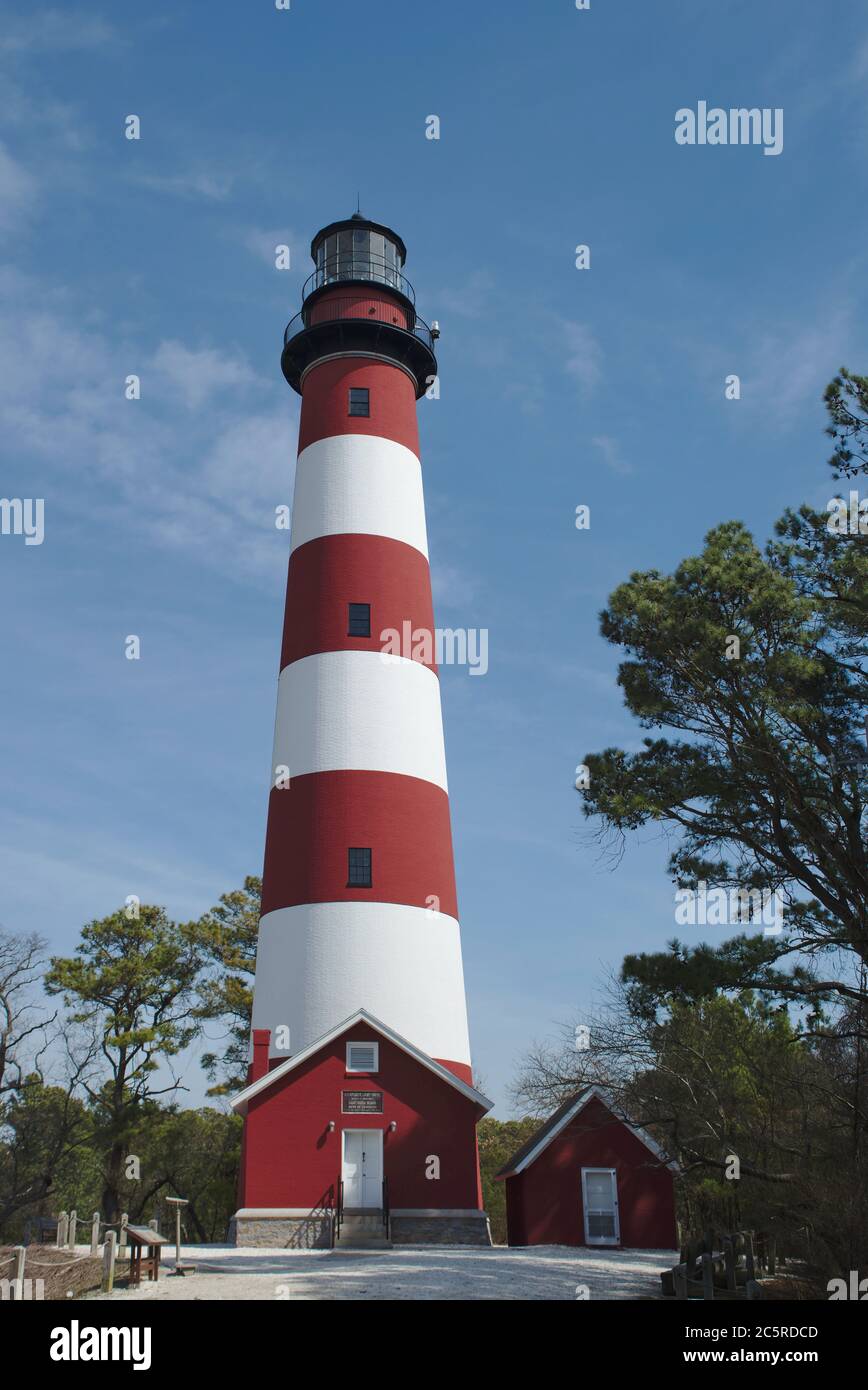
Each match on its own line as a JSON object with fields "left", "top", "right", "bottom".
{"left": 495, "top": 1086, "right": 678, "bottom": 1249}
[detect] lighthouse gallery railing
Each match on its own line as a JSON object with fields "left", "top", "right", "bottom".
{"left": 303, "top": 256, "right": 416, "bottom": 305}
{"left": 283, "top": 298, "right": 435, "bottom": 354}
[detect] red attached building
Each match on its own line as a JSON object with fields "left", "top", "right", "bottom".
{"left": 496, "top": 1087, "right": 678, "bottom": 1250}
{"left": 233, "top": 1010, "right": 490, "bottom": 1246}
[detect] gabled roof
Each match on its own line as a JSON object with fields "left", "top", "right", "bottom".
{"left": 231, "top": 1008, "right": 494, "bottom": 1117}
{"left": 494, "top": 1085, "right": 677, "bottom": 1180}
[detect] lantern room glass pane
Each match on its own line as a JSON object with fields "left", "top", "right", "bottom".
{"left": 338, "top": 230, "right": 353, "bottom": 278}
{"left": 383, "top": 238, "right": 397, "bottom": 286}
{"left": 352, "top": 227, "right": 370, "bottom": 279}
{"left": 323, "top": 234, "right": 338, "bottom": 281}
{"left": 369, "top": 232, "right": 385, "bottom": 279}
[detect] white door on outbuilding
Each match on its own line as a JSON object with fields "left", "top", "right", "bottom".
{"left": 581, "top": 1167, "right": 620, "bottom": 1245}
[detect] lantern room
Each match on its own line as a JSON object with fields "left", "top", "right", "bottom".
{"left": 310, "top": 212, "right": 409, "bottom": 298}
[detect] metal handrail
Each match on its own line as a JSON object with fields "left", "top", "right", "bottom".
{"left": 284, "top": 298, "right": 435, "bottom": 353}
{"left": 304, "top": 257, "right": 415, "bottom": 305}
{"left": 335, "top": 1178, "right": 344, "bottom": 1246}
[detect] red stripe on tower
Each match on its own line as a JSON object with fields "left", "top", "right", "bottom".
{"left": 280, "top": 535, "right": 437, "bottom": 672}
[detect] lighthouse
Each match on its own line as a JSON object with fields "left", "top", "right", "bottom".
{"left": 230, "top": 213, "right": 492, "bottom": 1249}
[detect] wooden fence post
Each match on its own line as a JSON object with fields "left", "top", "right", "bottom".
{"left": 701, "top": 1251, "right": 715, "bottom": 1300}
{"left": 744, "top": 1232, "right": 756, "bottom": 1282}
{"left": 101, "top": 1231, "right": 117, "bottom": 1293}
{"left": 13, "top": 1246, "right": 25, "bottom": 1301}
{"left": 118, "top": 1213, "right": 128, "bottom": 1252}
{"left": 90, "top": 1212, "right": 100, "bottom": 1255}
{"left": 67, "top": 1209, "right": 77, "bottom": 1250}
{"left": 56, "top": 1212, "right": 68, "bottom": 1249}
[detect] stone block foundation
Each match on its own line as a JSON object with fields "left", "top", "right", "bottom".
{"left": 229, "top": 1210, "right": 332, "bottom": 1249}
{"left": 229, "top": 1208, "right": 492, "bottom": 1247}
{"left": 389, "top": 1211, "right": 492, "bottom": 1246}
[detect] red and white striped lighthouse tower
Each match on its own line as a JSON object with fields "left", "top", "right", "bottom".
{"left": 231, "top": 214, "right": 491, "bottom": 1248}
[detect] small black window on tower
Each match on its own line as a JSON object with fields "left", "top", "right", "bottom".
{"left": 348, "top": 387, "right": 370, "bottom": 417}
{"left": 347, "top": 847, "right": 372, "bottom": 888}
{"left": 348, "top": 602, "right": 371, "bottom": 637}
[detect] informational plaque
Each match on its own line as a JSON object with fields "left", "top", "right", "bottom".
{"left": 342, "top": 1090, "right": 384, "bottom": 1114}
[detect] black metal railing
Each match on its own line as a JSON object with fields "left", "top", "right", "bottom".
{"left": 334, "top": 1178, "right": 344, "bottom": 1247}
{"left": 305, "top": 256, "right": 415, "bottom": 304}
{"left": 382, "top": 1177, "right": 390, "bottom": 1241}
{"left": 284, "top": 297, "right": 436, "bottom": 354}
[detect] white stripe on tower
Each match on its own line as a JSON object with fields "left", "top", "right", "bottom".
{"left": 290, "top": 434, "right": 429, "bottom": 557}
{"left": 253, "top": 903, "right": 471, "bottom": 1069}
{"left": 272, "top": 651, "right": 448, "bottom": 790}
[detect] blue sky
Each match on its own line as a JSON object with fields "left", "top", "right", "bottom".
{"left": 1, "top": 0, "right": 867, "bottom": 1114}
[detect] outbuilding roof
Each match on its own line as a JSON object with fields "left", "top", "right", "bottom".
{"left": 494, "top": 1085, "right": 678, "bottom": 1179}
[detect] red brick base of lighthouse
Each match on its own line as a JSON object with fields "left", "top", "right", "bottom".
{"left": 231, "top": 1012, "right": 491, "bottom": 1248}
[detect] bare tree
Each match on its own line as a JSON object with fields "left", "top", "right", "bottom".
{"left": 0, "top": 927, "right": 53, "bottom": 1099}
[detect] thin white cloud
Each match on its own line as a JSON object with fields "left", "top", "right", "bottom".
{"left": 242, "top": 226, "right": 301, "bottom": 269}
{"left": 152, "top": 340, "right": 261, "bottom": 411}
{"left": 852, "top": 36, "right": 868, "bottom": 81}
{"left": 0, "top": 11, "right": 118, "bottom": 53}
{"left": 0, "top": 272, "right": 298, "bottom": 585}
{"left": 0, "top": 140, "right": 37, "bottom": 235}
{"left": 431, "top": 561, "right": 481, "bottom": 610}
{"left": 437, "top": 271, "right": 496, "bottom": 320}
{"left": 592, "top": 434, "right": 633, "bottom": 476}
{"left": 200, "top": 407, "right": 297, "bottom": 528}
{"left": 746, "top": 309, "right": 853, "bottom": 421}
{"left": 561, "top": 319, "right": 603, "bottom": 393}
{"left": 503, "top": 373, "right": 545, "bottom": 416}
{"left": 0, "top": 79, "right": 90, "bottom": 151}
{"left": 132, "top": 170, "right": 234, "bottom": 201}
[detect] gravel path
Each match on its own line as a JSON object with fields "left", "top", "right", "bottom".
{"left": 90, "top": 1244, "right": 675, "bottom": 1301}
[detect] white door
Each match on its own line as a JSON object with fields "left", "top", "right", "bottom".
{"left": 342, "top": 1130, "right": 383, "bottom": 1209}
{"left": 582, "top": 1168, "right": 620, "bottom": 1245}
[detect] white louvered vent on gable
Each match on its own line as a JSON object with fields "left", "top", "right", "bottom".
{"left": 346, "top": 1042, "right": 379, "bottom": 1073}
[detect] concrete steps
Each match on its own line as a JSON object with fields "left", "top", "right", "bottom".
{"left": 336, "top": 1210, "right": 392, "bottom": 1250}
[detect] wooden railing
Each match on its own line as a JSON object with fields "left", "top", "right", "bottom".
{"left": 662, "top": 1229, "right": 779, "bottom": 1300}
